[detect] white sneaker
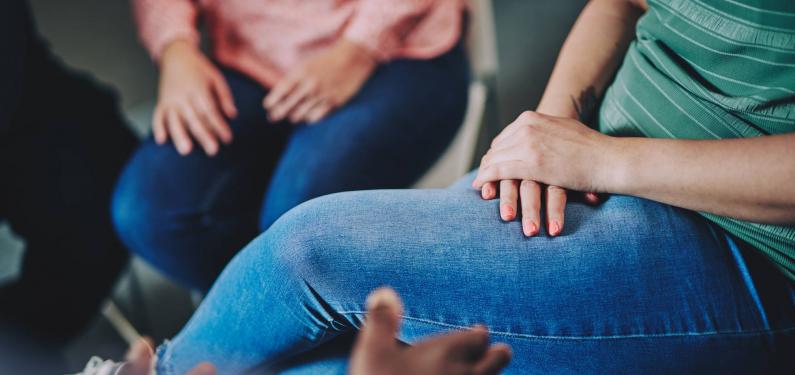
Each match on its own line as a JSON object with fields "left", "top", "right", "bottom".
{"left": 69, "top": 356, "right": 128, "bottom": 375}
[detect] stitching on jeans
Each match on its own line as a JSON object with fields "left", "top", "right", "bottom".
{"left": 337, "top": 311, "right": 795, "bottom": 341}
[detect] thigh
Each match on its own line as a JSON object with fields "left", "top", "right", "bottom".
{"left": 267, "top": 186, "right": 795, "bottom": 374}
{"left": 259, "top": 44, "right": 470, "bottom": 228}
{"left": 111, "top": 68, "right": 289, "bottom": 289}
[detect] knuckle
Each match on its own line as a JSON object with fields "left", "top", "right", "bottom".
{"left": 519, "top": 110, "right": 539, "bottom": 122}
{"left": 519, "top": 125, "right": 533, "bottom": 138}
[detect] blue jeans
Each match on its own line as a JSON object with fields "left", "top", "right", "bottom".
{"left": 155, "top": 173, "right": 795, "bottom": 374}
{"left": 111, "top": 44, "right": 469, "bottom": 290}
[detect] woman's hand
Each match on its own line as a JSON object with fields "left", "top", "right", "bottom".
{"left": 263, "top": 39, "right": 377, "bottom": 124}
{"left": 154, "top": 40, "right": 237, "bottom": 156}
{"left": 473, "top": 111, "right": 620, "bottom": 236}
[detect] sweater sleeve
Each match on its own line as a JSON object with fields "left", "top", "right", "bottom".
{"left": 343, "top": 0, "right": 437, "bottom": 61}
{"left": 132, "top": 0, "right": 200, "bottom": 62}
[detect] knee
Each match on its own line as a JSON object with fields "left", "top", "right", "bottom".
{"left": 261, "top": 192, "right": 360, "bottom": 276}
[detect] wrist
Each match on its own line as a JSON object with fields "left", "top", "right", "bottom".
{"left": 160, "top": 39, "right": 200, "bottom": 66}
{"left": 536, "top": 96, "right": 579, "bottom": 120}
{"left": 336, "top": 38, "right": 378, "bottom": 70}
{"left": 595, "top": 136, "right": 637, "bottom": 194}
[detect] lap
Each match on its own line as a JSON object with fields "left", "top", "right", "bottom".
{"left": 262, "top": 178, "right": 794, "bottom": 373}
{"left": 112, "top": 68, "right": 289, "bottom": 220}
{"left": 260, "top": 46, "right": 470, "bottom": 227}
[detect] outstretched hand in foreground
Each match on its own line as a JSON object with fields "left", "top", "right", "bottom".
{"left": 349, "top": 287, "right": 512, "bottom": 375}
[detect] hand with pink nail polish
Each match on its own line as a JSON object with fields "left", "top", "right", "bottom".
{"left": 473, "top": 111, "right": 615, "bottom": 237}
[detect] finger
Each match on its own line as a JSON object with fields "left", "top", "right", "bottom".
{"left": 472, "top": 344, "right": 512, "bottom": 375}
{"left": 124, "top": 336, "right": 154, "bottom": 362}
{"left": 270, "top": 80, "right": 317, "bottom": 122}
{"left": 546, "top": 185, "right": 567, "bottom": 236}
{"left": 289, "top": 95, "right": 324, "bottom": 124}
{"left": 358, "top": 287, "right": 404, "bottom": 351}
{"left": 499, "top": 180, "right": 519, "bottom": 221}
{"left": 480, "top": 181, "right": 497, "bottom": 200}
{"left": 306, "top": 102, "right": 333, "bottom": 124}
{"left": 186, "top": 363, "right": 217, "bottom": 375}
{"left": 428, "top": 325, "right": 489, "bottom": 362}
{"left": 194, "top": 97, "right": 233, "bottom": 145}
{"left": 584, "top": 192, "right": 602, "bottom": 205}
{"left": 210, "top": 73, "right": 237, "bottom": 119}
{"left": 263, "top": 75, "right": 300, "bottom": 110}
{"left": 152, "top": 107, "right": 168, "bottom": 144}
{"left": 520, "top": 180, "right": 542, "bottom": 236}
{"left": 473, "top": 161, "right": 530, "bottom": 188}
{"left": 180, "top": 104, "right": 219, "bottom": 156}
{"left": 166, "top": 109, "right": 193, "bottom": 155}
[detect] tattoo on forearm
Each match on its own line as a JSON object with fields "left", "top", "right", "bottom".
{"left": 571, "top": 86, "right": 599, "bottom": 125}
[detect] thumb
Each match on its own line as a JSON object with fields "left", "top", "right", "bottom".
{"left": 358, "top": 287, "right": 403, "bottom": 350}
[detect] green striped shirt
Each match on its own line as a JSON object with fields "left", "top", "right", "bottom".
{"left": 598, "top": 0, "right": 795, "bottom": 279}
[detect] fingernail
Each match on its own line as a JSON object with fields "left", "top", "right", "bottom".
{"left": 549, "top": 221, "right": 561, "bottom": 236}
{"left": 523, "top": 220, "right": 538, "bottom": 236}
{"left": 500, "top": 205, "right": 514, "bottom": 221}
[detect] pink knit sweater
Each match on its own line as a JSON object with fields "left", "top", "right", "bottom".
{"left": 133, "top": 0, "right": 466, "bottom": 87}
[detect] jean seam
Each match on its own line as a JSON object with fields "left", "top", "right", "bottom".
{"left": 338, "top": 311, "right": 795, "bottom": 341}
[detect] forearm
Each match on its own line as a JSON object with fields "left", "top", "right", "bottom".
{"left": 608, "top": 134, "right": 795, "bottom": 225}
{"left": 536, "top": 0, "right": 646, "bottom": 119}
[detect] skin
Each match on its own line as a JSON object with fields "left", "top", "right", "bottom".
{"left": 119, "top": 288, "right": 511, "bottom": 375}
{"left": 154, "top": 40, "right": 236, "bottom": 156}
{"left": 154, "top": 38, "right": 377, "bottom": 156}
{"left": 349, "top": 288, "right": 512, "bottom": 375}
{"left": 474, "top": 0, "right": 795, "bottom": 234}
{"left": 263, "top": 39, "right": 377, "bottom": 125}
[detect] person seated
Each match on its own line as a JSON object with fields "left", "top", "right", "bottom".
{"left": 82, "top": 0, "right": 794, "bottom": 373}
{"left": 0, "top": 1, "right": 136, "bottom": 372}
{"left": 75, "top": 288, "right": 512, "bottom": 375}
{"left": 111, "top": 0, "right": 471, "bottom": 291}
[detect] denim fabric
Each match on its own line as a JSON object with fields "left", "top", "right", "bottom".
{"left": 111, "top": 44, "right": 469, "bottom": 291}
{"left": 156, "top": 172, "right": 795, "bottom": 374}
{"left": 0, "top": 0, "right": 136, "bottom": 350}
